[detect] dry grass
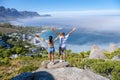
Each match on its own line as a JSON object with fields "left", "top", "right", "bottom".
{"left": 0, "top": 56, "right": 48, "bottom": 80}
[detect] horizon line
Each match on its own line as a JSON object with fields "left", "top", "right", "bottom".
{"left": 39, "top": 9, "right": 120, "bottom": 16}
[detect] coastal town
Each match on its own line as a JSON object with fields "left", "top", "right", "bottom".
{"left": 0, "top": 23, "right": 47, "bottom": 59}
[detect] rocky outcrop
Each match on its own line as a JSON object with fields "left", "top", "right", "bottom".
{"left": 108, "top": 43, "right": 119, "bottom": 52}
{"left": 12, "top": 60, "right": 109, "bottom": 80}
{"left": 41, "top": 60, "right": 71, "bottom": 69}
{"left": 89, "top": 45, "right": 107, "bottom": 59}
{"left": 112, "top": 55, "right": 120, "bottom": 61}
{"left": 33, "top": 67, "right": 109, "bottom": 80}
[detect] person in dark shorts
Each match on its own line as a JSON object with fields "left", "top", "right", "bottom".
{"left": 52, "top": 28, "right": 76, "bottom": 62}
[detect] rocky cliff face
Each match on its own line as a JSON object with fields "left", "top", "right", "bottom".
{"left": 12, "top": 60, "right": 109, "bottom": 80}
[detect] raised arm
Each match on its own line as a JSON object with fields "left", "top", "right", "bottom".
{"left": 53, "top": 35, "right": 59, "bottom": 42}
{"left": 67, "top": 28, "right": 76, "bottom": 35}
{"left": 52, "top": 28, "right": 59, "bottom": 36}
{"left": 39, "top": 36, "right": 48, "bottom": 43}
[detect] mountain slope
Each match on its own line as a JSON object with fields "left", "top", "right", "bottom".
{"left": 0, "top": 6, "right": 51, "bottom": 21}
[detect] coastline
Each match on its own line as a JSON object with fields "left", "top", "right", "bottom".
{"left": 39, "top": 28, "right": 120, "bottom": 53}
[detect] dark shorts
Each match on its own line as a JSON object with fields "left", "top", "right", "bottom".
{"left": 48, "top": 47, "right": 55, "bottom": 54}
{"left": 59, "top": 47, "right": 66, "bottom": 54}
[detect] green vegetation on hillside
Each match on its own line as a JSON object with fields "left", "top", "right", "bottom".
{"left": 0, "top": 23, "right": 48, "bottom": 79}
{"left": 66, "top": 49, "right": 120, "bottom": 80}
{"left": 0, "top": 46, "right": 120, "bottom": 80}
{"left": 0, "top": 56, "right": 48, "bottom": 80}
{"left": 104, "top": 48, "right": 120, "bottom": 59}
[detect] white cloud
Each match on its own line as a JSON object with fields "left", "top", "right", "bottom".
{"left": 42, "top": 10, "right": 120, "bottom": 17}
{"left": 10, "top": 10, "right": 120, "bottom": 32}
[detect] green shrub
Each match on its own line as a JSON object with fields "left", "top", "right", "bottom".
{"left": 79, "top": 59, "right": 105, "bottom": 69}
{"left": 2, "top": 50, "right": 11, "bottom": 58}
{"left": 112, "top": 72, "right": 120, "bottom": 80}
{"left": 18, "top": 56, "right": 33, "bottom": 61}
{"left": 113, "top": 65, "right": 120, "bottom": 72}
{"left": 80, "top": 51, "right": 90, "bottom": 58}
{"left": 0, "top": 57, "right": 3, "bottom": 66}
{"left": 104, "top": 49, "right": 120, "bottom": 59}
{"left": 92, "top": 61, "right": 114, "bottom": 75}
{"left": 0, "top": 73, "right": 2, "bottom": 78}
{"left": 10, "top": 46, "right": 29, "bottom": 55}
{"left": 18, "top": 65, "right": 38, "bottom": 73}
{"left": 43, "top": 50, "right": 48, "bottom": 55}
{"left": 66, "top": 52, "right": 82, "bottom": 67}
{"left": 90, "top": 60, "right": 120, "bottom": 79}
{"left": 66, "top": 49, "right": 72, "bottom": 54}
{"left": 104, "top": 51, "right": 112, "bottom": 59}
{"left": 3, "top": 57, "right": 10, "bottom": 65}
{"left": 112, "top": 64, "right": 120, "bottom": 80}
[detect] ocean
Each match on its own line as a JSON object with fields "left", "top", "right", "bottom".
{"left": 40, "top": 28, "right": 120, "bottom": 53}
{"left": 10, "top": 15, "right": 120, "bottom": 52}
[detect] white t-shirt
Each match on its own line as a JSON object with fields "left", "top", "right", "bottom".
{"left": 59, "top": 34, "right": 69, "bottom": 48}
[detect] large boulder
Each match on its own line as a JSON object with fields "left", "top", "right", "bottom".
{"left": 12, "top": 60, "right": 109, "bottom": 80}
{"left": 41, "top": 60, "right": 50, "bottom": 69}
{"left": 108, "top": 43, "right": 119, "bottom": 52}
{"left": 112, "top": 55, "right": 120, "bottom": 61}
{"left": 33, "top": 67, "right": 109, "bottom": 80}
{"left": 89, "top": 45, "right": 107, "bottom": 59}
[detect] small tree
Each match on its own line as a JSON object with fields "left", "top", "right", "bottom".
{"left": 2, "top": 49, "right": 11, "bottom": 58}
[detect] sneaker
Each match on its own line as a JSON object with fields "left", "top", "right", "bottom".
{"left": 49, "top": 62, "right": 54, "bottom": 65}
{"left": 59, "top": 60, "right": 65, "bottom": 62}
{"left": 51, "top": 62, "right": 54, "bottom": 65}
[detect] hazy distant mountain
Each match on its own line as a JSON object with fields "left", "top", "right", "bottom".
{"left": 0, "top": 6, "right": 51, "bottom": 22}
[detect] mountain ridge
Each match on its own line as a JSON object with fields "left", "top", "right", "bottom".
{"left": 0, "top": 6, "right": 51, "bottom": 22}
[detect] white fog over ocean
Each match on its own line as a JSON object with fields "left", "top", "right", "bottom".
{"left": 10, "top": 10, "right": 120, "bottom": 52}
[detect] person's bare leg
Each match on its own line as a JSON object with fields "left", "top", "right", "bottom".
{"left": 50, "top": 54, "right": 52, "bottom": 62}
{"left": 59, "top": 48, "right": 63, "bottom": 60}
{"left": 51, "top": 53, "right": 54, "bottom": 62}
{"left": 63, "top": 53, "right": 66, "bottom": 61}
{"left": 48, "top": 53, "right": 50, "bottom": 61}
{"left": 60, "top": 54, "right": 63, "bottom": 60}
{"left": 48, "top": 53, "right": 52, "bottom": 62}
{"left": 59, "top": 53, "right": 63, "bottom": 62}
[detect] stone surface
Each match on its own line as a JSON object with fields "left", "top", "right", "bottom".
{"left": 41, "top": 60, "right": 50, "bottom": 69}
{"left": 12, "top": 60, "right": 109, "bottom": 80}
{"left": 47, "top": 60, "right": 71, "bottom": 69}
{"left": 108, "top": 43, "right": 119, "bottom": 52}
{"left": 112, "top": 55, "right": 120, "bottom": 61}
{"left": 40, "top": 60, "right": 71, "bottom": 69}
{"left": 33, "top": 67, "right": 109, "bottom": 80}
{"left": 89, "top": 45, "right": 107, "bottom": 59}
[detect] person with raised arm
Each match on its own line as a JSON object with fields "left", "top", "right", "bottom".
{"left": 39, "top": 35, "right": 58, "bottom": 64}
{"left": 52, "top": 28, "right": 76, "bottom": 62}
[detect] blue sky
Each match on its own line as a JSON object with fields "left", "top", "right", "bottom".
{"left": 1, "top": 0, "right": 120, "bottom": 34}
{"left": 0, "top": 0, "right": 120, "bottom": 13}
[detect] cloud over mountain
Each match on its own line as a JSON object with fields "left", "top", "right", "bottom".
{"left": 0, "top": 6, "right": 51, "bottom": 22}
